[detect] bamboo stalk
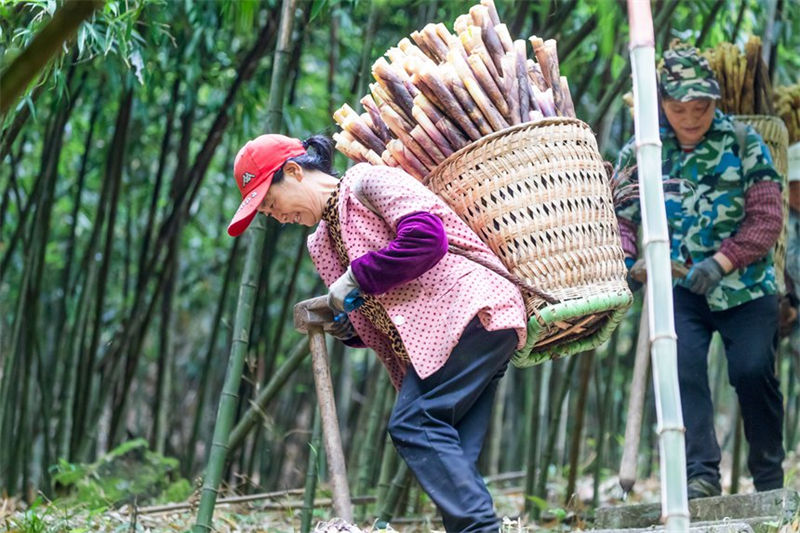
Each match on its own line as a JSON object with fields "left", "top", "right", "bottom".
{"left": 559, "top": 75, "right": 576, "bottom": 118}
{"left": 627, "top": 0, "right": 689, "bottom": 529}
{"left": 370, "top": 82, "right": 413, "bottom": 125}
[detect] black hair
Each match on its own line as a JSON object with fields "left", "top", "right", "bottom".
{"left": 272, "top": 134, "right": 337, "bottom": 183}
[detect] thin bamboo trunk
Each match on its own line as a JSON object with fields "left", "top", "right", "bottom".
{"left": 300, "top": 410, "right": 321, "bottom": 533}
{"left": 523, "top": 364, "right": 543, "bottom": 517}
{"left": 627, "top": 1, "right": 689, "bottom": 529}
{"left": 566, "top": 350, "right": 594, "bottom": 503}
{"left": 355, "top": 372, "right": 391, "bottom": 520}
{"left": 193, "top": 3, "right": 298, "bottom": 528}
{"left": 593, "top": 331, "right": 620, "bottom": 508}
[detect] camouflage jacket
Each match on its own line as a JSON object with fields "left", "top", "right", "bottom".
{"left": 614, "top": 109, "right": 782, "bottom": 311}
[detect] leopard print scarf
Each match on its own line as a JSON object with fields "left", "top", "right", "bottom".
{"left": 321, "top": 184, "right": 410, "bottom": 363}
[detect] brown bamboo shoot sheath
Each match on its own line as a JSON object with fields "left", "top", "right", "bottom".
{"left": 380, "top": 105, "right": 437, "bottom": 168}
{"left": 360, "top": 95, "right": 392, "bottom": 142}
{"left": 514, "top": 41, "right": 531, "bottom": 122}
{"left": 341, "top": 116, "right": 386, "bottom": 155}
{"left": 333, "top": 132, "right": 366, "bottom": 163}
{"left": 410, "top": 124, "right": 446, "bottom": 164}
{"left": 494, "top": 23, "right": 514, "bottom": 53}
{"left": 460, "top": 26, "right": 501, "bottom": 81}
{"left": 373, "top": 58, "right": 415, "bottom": 118}
{"left": 413, "top": 93, "right": 470, "bottom": 149}
{"left": 370, "top": 83, "right": 413, "bottom": 126}
{"left": 410, "top": 72, "right": 447, "bottom": 113}
{"left": 559, "top": 75, "right": 576, "bottom": 118}
{"left": 411, "top": 104, "right": 455, "bottom": 156}
{"left": 419, "top": 64, "right": 482, "bottom": 140}
{"left": 380, "top": 149, "right": 400, "bottom": 167}
{"left": 542, "top": 40, "right": 566, "bottom": 116}
{"left": 480, "top": 0, "right": 501, "bottom": 26}
{"left": 421, "top": 24, "right": 450, "bottom": 63}
{"left": 526, "top": 59, "right": 548, "bottom": 92}
{"left": 451, "top": 55, "right": 508, "bottom": 132}
{"left": 470, "top": 5, "right": 504, "bottom": 74}
{"left": 467, "top": 53, "right": 509, "bottom": 116}
{"left": 501, "top": 54, "right": 521, "bottom": 124}
{"left": 387, "top": 139, "right": 428, "bottom": 179}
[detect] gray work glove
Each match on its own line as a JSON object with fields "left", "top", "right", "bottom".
{"left": 685, "top": 257, "right": 724, "bottom": 295}
{"left": 323, "top": 313, "right": 358, "bottom": 341}
{"left": 327, "top": 266, "right": 361, "bottom": 312}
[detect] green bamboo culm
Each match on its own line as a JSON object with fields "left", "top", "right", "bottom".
{"left": 192, "top": 0, "right": 299, "bottom": 530}
{"left": 626, "top": 1, "right": 689, "bottom": 530}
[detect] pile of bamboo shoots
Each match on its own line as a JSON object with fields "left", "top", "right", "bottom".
{"left": 333, "top": 0, "right": 576, "bottom": 180}
{"left": 775, "top": 83, "right": 800, "bottom": 144}
{"left": 702, "top": 36, "right": 774, "bottom": 115}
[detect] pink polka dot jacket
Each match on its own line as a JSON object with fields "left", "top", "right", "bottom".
{"left": 307, "top": 163, "right": 527, "bottom": 389}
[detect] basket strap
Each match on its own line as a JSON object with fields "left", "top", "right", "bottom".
{"left": 447, "top": 245, "right": 559, "bottom": 305}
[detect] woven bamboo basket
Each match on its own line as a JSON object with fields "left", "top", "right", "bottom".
{"left": 734, "top": 115, "right": 789, "bottom": 294}
{"left": 425, "top": 118, "right": 633, "bottom": 366}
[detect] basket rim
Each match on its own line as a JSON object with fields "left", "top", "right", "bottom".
{"left": 423, "top": 116, "right": 594, "bottom": 186}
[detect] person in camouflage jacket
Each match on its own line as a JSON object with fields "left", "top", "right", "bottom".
{"left": 613, "top": 43, "right": 785, "bottom": 499}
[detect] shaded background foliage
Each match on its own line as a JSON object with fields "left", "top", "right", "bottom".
{"left": 1, "top": 0, "right": 798, "bottom": 519}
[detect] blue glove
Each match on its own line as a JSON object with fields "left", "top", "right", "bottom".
{"left": 625, "top": 257, "right": 642, "bottom": 293}
{"left": 685, "top": 257, "right": 724, "bottom": 295}
{"left": 325, "top": 313, "right": 358, "bottom": 341}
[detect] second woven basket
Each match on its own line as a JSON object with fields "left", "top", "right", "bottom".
{"left": 426, "top": 118, "right": 632, "bottom": 366}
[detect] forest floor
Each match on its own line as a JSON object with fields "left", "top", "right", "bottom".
{"left": 2, "top": 450, "right": 799, "bottom": 533}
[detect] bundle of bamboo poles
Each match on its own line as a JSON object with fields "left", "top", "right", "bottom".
{"left": 701, "top": 36, "right": 773, "bottom": 115}
{"left": 333, "top": 0, "right": 576, "bottom": 180}
{"left": 775, "top": 83, "right": 800, "bottom": 144}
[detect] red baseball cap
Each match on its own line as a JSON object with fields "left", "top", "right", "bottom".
{"left": 227, "top": 134, "right": 306, "bottom": 236}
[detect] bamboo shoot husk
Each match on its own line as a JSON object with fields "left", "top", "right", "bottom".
{"left": 445, "top": 58, "right": 501, "bottom": 134}
{"left": 460, "top": 26, "right": 501, "bottom": 81}
{"left": 410, "top": 30, "right": 438, "bottom": 62}
{"left": 411, "top": 104, "right": 456, "bottom": 156}
{"left": 434, "top": 24, "right": 455, "bottom": 51}
{"left": 534, "top": 38, "right": 567, "bottom": 116}
{"left": 470, "top": 5, "right": 505, "bottom": 74}
{"left": 360, "top": 95, "right": 393, "bottom": 143}
{"left": 413, "top": 93, "right": 470, "bottom": 149}
{"left": 373, "top": 57, "right": 415, "bottom": 118}
{"left": 526, "top": 59, "right": 549, "bottom": 92}
{"left": 333, "top": 104, "right": 387, "bottom": 155}
{"left": 386, "top": 139, "right": 428, "bottom": 179}
{"left": 370, "top": 82, "right": 413, "bottom": 125}
{"left": 501, "top": 54, "right": 521, "bottom": 124}
{"left": 454, "top": 14, "right": 471, "bottom": 35}
{"left": 397, "top": 37, "right": 429, "bottom": 60}
{"left": 418, "top": 63, "right": 483, "bottom": 140}
{"left": 333, "top": 131, "right": 368, "bottom": 163}
{"left": 494, "top": 23, "right": 514, "bottom": 53}
{"left": 514, "top": 40, "right": 531, "bottom": 122}
{"left": 420, "top": 24, "right": 450, "bottom": 63}
{"left": 559, "top": 75, "right": 576, "bottom": 118}
{"left": 380, "top": 105, "right": 437, "bottom": 168}
{"left": 380, "top": 149, "right": 399, "bottom": 167}
{"left": 410, "top": 124, "right": 447, "bottom": 164}
{"left": 480, "top": 0, "right": 501, "bottom": 26}
{"left": 467, "top": 52, "right": 509, "bottom": 116}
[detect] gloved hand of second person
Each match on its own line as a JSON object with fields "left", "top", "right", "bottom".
{"left": 625, "top": 257, "right": 643, "bottom": 292}
{"left": 324, "top": 313, "right": 358, "bottom": 341}
{"left": 328, "top": 266, "right": 361, "bottom": 312}
{"left": 685, "top": 256, "right": 725, "bottom": 295}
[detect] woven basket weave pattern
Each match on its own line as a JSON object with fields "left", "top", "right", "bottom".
{"left": 734, "top": 115, "right": 789, "bottom": 294}
{"left": 426, "top": 119, "right": 630, "bottom": 352}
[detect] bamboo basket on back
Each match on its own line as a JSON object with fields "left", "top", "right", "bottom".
{"left": 704, "top": 37, "right": 791, "bottom": 293}
{"left": 333, "top": 1, "right": 632, "bottom": 365}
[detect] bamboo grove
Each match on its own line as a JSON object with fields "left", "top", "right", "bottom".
{"left": 1, "top": 0, "right": 798, "bottom": 523}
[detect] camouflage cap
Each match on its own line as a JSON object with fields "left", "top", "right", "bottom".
{"left": 659, "top": 43, "right": 720, "bottom": 102}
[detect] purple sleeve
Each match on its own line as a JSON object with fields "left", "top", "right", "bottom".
{"left": 617, "top": 217, "right": 639, "bottom": 259}
{"left": 350, "top": 211, "right": 448, "bottom": 295}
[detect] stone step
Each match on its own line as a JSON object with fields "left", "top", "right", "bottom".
{"left": 594, "top": 489, "right": 798, "bottom": 530}
{"left": 590, "top": 519, "right": 754, "bottom": 533}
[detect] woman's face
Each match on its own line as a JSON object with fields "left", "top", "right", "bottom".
{"left": 662, "top": 98, "right": 715, "bottom": 146}
{"left": 257, "top": 163, "right": 326, "bottom": 227}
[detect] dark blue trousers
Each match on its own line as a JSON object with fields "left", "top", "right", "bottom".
{"left": 674, "top": 286, "right": 784, "bottom": 491}
{"left": 388, "top": 317, "right": 517, "bottom": 532}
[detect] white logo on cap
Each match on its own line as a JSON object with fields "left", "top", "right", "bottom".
{"left": 242, "top": 172, "right": 256, "bottom": 186}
